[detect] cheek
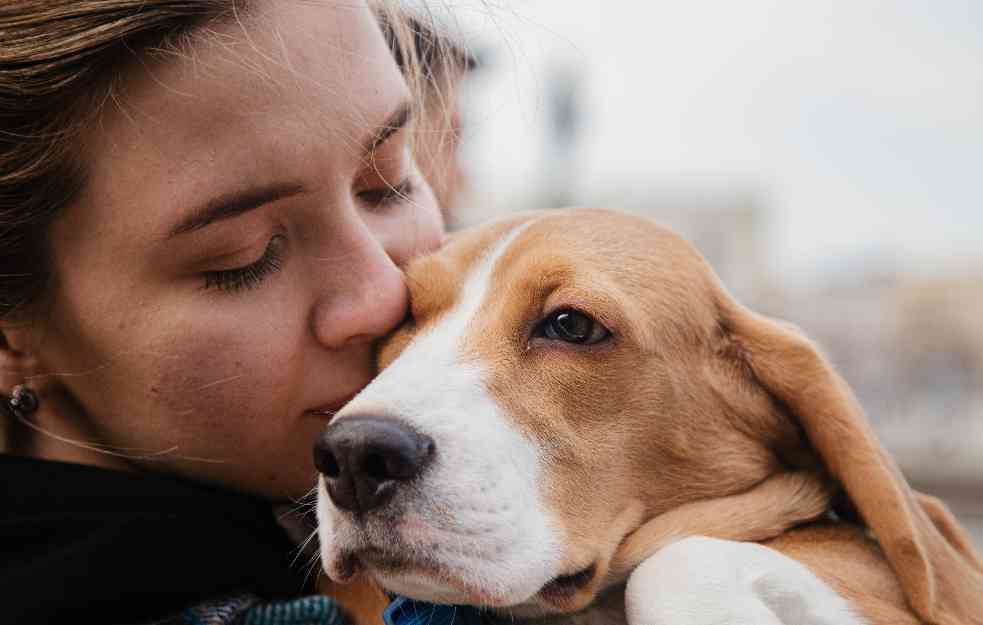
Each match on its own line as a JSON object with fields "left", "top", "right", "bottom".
{"left": 143, "top": 312, "right": 302, "bottom": 434}
{"left": 150, "top": 334, "right": 283, "bottom": 423}
{"left": 72, "top": 299, "right": 305, "bottom": 456}
{"left": 493, "top": 353, "right": 652, "bottom": 537}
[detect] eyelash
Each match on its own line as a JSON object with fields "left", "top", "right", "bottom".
{"left": 202, "top": 234, "right": 286, "bottom": 294}
{"left": 357, "top": 178, "right": 415, "bottom": 208}
{"left": 198, "top": 177, "right": 412, "bottom": 295}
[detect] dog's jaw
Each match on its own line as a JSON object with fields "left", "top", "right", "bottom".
{"left": 317, "top": 222, "right": 568, "bottom": 608}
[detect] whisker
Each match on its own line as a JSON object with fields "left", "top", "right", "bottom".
{"left": 291, "top": 526, "right": 320, "bottom": 568}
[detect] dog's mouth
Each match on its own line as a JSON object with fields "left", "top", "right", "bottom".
{"left": 358, "top": 547, "right": 431, "bottom": 576}
{"left": 324, "top": 507, "right": 604, "bottom": 606}
{"left": 329, "top": 547, "right": 427, "bottom": 582}
{"left": 337, "top": 543, "right": 599, "bottom": 611}
{"left": 539, "top": 563, "right": 597, "bottom": 599}
{"left": 536, "top": 563, "right": 598, "bottom": 609}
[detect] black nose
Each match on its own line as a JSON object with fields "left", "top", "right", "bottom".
{"left": 314, "top": 416, "right": 435, "bottom": 515}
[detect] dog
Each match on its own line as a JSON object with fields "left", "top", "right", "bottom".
{"left": 314, "top": 208, "right": 983, "bottom": 625}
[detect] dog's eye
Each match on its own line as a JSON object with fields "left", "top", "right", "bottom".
{"left": 539, "top": 309, "right": 610, "bottom": 345}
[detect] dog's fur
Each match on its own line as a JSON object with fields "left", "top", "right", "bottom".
{"left": 317, "top": 209, "right": 983, "bottom": 625}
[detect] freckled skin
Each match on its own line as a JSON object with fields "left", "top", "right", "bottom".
{"left": 13, "top": 1, "right": 444, "bottom": 501}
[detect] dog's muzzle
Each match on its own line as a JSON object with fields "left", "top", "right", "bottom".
{"left": 314, "top": 415, "right": 435, "bottom": 515}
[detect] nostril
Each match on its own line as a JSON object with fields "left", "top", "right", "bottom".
{"left": 364, "top": 451, "right": 389, "bottom": 481}
{"left": 319, "top": 450, "right": 341, "bottom": 478}
{"left": 313, "top": 436, "right": 341, "bottom": 478}
{"left": 362, "top": 438, "right": 434, "bottom": 482}
{"left": 384, "top": 455, "right": 410, "bottom": 480}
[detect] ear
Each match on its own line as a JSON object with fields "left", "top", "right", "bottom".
{"left": 0, "top": 327, "right": 36, "bottom": 393}
{"left": 1, "top": 327, "right": 39, "bottom": 452}
{"left": 716, "top": 293, "right": 983, "bottom": 625}
{"left": 0, "top": 321, "right": 52, "bottom": 392}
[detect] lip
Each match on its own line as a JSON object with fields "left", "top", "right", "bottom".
{"left": 305, "top": 391, "right": 360, "bottom": 419}
{"left": 358, "top": 547, "right": 414, "bottom": 573}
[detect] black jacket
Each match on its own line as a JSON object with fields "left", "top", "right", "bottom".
{"left": 1, "top": 454, "right": 315, "bottom": 624}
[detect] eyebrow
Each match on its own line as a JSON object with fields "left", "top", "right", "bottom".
{"left": 365, "top": 99, "right": 413, "bottom": 154}
{"left": 167, "top": 182, "right": 305, "bottom": 238}
{"left": 166, "top": 100, "right": 413, "bottom": 239}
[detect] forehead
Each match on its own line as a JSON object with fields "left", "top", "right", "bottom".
{"left": 412, "top": 210, "right": 711, "bottom": 300}
{"left": 403, "top": 209, "right": 722, "bottom": 349}
{"left": 76, "top": 0, "right": 405, "bottom": 239}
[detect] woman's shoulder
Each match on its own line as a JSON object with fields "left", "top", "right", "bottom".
{"left": 1, "top": 454, "right": 319, "bottom": 624}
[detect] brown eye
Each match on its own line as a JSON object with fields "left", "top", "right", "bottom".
{"left": 539, "top": 309, "right": 610, "bottom": 345}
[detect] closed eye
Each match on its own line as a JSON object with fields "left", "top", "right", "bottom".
{"left": 201, "top": 234, "right": 286, "bottom": 294}
{"left": 357, "top": 178, "right": 415, "bottom": 209}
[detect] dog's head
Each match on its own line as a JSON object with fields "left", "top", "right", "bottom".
{"left": 316, "top": 209, "right": 982, "bottom": 621}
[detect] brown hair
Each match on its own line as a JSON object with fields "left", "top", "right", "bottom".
{"left": 383, "top": 10, "right": 476, "bottom": 221}
{"left": 0, "top": 1, "right": 252, "bottom": 319}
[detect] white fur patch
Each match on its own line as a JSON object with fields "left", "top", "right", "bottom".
{"left": 318, "top": 222, "right": 564, "bottom": 606}
{"left": 625, "top": 537, "right": 864, "bottom": 625}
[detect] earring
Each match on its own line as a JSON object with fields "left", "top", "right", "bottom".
{"left": 3, "top": 384, "right": 39, "bottom": 420}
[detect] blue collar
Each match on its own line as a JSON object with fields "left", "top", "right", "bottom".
{"left": 383, "top": 596, "right": 489, "bottom": 625}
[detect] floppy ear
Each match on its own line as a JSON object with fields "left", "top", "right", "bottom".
{"left": 717, "top": 294, "right": 983, "bottom": 625}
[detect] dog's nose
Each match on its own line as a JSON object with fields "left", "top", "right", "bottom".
{"left": 314, "top": 416, "right": 435, "bottom": 515}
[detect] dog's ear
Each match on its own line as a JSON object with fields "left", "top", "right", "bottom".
{"left": 716, "top": 293, "right": 983, "bottom": 625}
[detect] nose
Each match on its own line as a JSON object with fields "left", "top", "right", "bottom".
{"left": 310, "top": 235, "right": 409, "bottom": 349}
{"left": 314, "top": 416, "right": 435, "bottom": 515}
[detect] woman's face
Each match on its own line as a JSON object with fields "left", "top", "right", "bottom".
{"left": 28, "top": 1, "right": 443, "bottom": 499}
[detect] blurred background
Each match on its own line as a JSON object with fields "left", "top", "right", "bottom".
{"left": 415, "top": 0, "right": 982, "bottom": 541}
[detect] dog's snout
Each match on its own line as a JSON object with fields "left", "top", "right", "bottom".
{"left": 314, "top": 416, "right": 434, "bottom": 515}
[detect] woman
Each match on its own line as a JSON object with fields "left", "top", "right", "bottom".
{"left": 0, "top": 1, "right": 456, "bottom": 623}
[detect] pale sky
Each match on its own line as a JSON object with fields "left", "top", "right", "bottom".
{"left": 446, "top": 0, "right": 983, "bottom": 283}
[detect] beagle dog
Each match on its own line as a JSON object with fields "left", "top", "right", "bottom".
{"left": 315, "top": 208, "right": 983, "bottom": 625}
